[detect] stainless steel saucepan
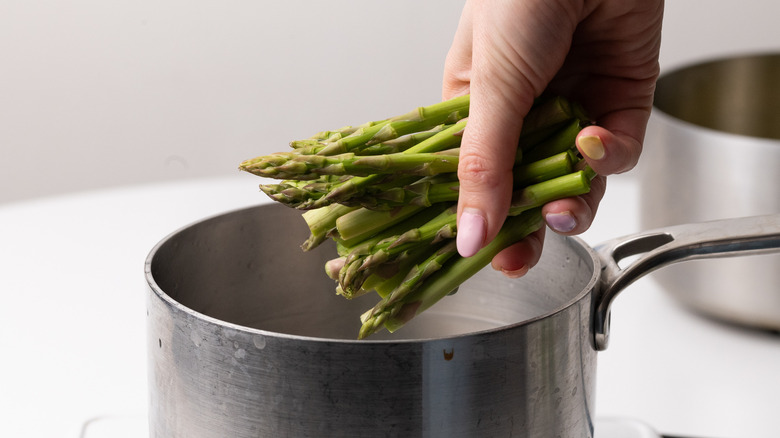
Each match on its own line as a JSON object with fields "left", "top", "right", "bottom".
{"left": 640, "top": 52, "right": 780, "bottom": 331}
{"left": 145, "top": 203, "right": 780, "bottom": 437}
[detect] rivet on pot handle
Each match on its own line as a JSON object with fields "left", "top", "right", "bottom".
{"left": 592, "top": 214, "right": 780, "bottom": 351}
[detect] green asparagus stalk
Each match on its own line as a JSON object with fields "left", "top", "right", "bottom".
{"left": 340, "top": 149, "right": 575, "bottom": 211}
{"left": 303, "top": 120, "right": 387, "bottom": 143}
{"left": 328, "top": 148, "right": 574, "bottom": 212}
{"left": 512, "top": 149, "right": 576, "bottom": 187}
{"left": 336, "top": 241, "right": 450, "bottom": 300}
{"left": 338, "top": 205, "right": 458, "bottom": 297}
{"left": 335, "top": 204, "right": 426, "bottom": 245}
{"left": 300, "top": 204, "right": 358, "bottom": 251}
{"left": 240, "top": 149, "right": 460, "bottom": 180}
{"left": 269, "top": 149, "right": 574, "bottom": 211}
{"left": 359, "top": 208, "right": 545, "bottom": 339}
{"left": 239, "top": 93, "right": 596, "bottom": 339}
{"left": 292, "top": 123, "right": 453, "bottom": 156}
{"left": 336, "top": 202, "right": 452, "bottom": 255}
{"left": 335, "top": 173, "right": 459, "bottom": 211}
{"left": 364, "top": 244, "right": 439, "bottom": 298}
{"left": 258, "top": 174, "right": 348, "bottom": 206}
{"left": 360, "top": 240, "right": 458, "bottom": 321}
{"left": 338, "top": 167, "right": 594, "bottom": 295}
{"left": 508, "top": 167, "right": 595, "bottom": 215}
{"left": 315, "top": 95, "right": 470, "bottom": 156}
{"left": 521, "top": 118, "right": 582, "bottom": 162}
{"left": 304, "top": 119, "right": 468, "bottom": 210}
{"left": 260, "top": 174, "right": 422, "bottom": 210}
{"left": 356, "top": 124, "right": 451, "bottom": 155}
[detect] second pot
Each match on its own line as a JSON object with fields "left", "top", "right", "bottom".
{"left": 640, "top": 52, "right": 780, "bottom": 331}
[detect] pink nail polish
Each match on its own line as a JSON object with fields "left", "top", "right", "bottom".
{"left": 457, "top": 210, "right": 486, "bottom": 257}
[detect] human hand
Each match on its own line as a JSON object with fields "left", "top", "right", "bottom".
{"left": 443, "top": 0, "right": 663, "bottom": 276}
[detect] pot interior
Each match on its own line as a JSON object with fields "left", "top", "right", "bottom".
{"left": 654, "top": 52, "right": 780, "bottom": 140}
{"left": 147, "top": 203, "right": 596, "bottom": 341}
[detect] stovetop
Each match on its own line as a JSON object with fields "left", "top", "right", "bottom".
{"left": 79, "top": 415, "right": 668, "bottom": 438}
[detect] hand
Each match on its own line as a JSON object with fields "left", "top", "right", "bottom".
{"left": 443, "top": 0, "right": 663, "bottom": 276}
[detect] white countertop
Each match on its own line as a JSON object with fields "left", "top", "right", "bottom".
{"left": 1, "top": 172, "right": 778, "bottom": 438}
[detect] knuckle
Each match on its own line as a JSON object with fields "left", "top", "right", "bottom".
{"left": 609, "top": 141, "right": 642, "bottom": 174}
{"left": 457, "top": 152, "right": 507, "bottom": 188}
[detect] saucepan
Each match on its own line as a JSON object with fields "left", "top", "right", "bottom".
{"left": 145, "top": 203, "right": 780, "bottom": 437}
{"left": 639, "top": 52, "right": 780, "bottom": 331}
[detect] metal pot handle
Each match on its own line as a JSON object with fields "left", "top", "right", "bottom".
{"left": 592, "top": 213, "right": 780, "bottom": 351}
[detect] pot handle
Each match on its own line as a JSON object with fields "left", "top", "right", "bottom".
{"left": 592, "top": 213, "right": 780, "bottom": 351}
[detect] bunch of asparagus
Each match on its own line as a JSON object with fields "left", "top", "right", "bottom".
{"left": 239, "top": 94, "right": 595, "bottom": 339}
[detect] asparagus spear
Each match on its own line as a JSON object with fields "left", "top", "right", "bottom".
{"left": 508, "top": 167, "right": 594, "bottom": 216}
{"left": 521, "top": 118, "right": 583, "bottom": 162}
{"left": 513, "top": 149, "right": 577, "bottom": 186}
{"left": 360, "top": 240, "right": 458, "bottom": 321}
{"left": 359, "top": 208, "right": 545, "bottom": 339}
{"left": 300, "top": 204, "right": 357, "bottom": 251}
{"left": 338, "top": 167, "right": 594, "bottom": 295}
{"left": 240, "top": 149, "right": 460, "bottom": 180}
{"left": 336, "top": 204, "right": 427, "bottom": 245}
{"left": 302, "top": 120, "right": 387, "bottom": 143}
{"left": 259, "top": 174, "right": 421, "bottom": 210}
{"left": 338, "top": 205, "right": 458, "bottom": 297}
{"left": 261, "top": 147, "right": 573, "bottom": 211}
{"left": 317, "top": 173, "right": 461, "bottom": 211}
{"left": 303, "top": 119, "right": 468, "bottom": 210}
{"left": 364, "top": 244, "right": 440, "bottom": 298}
{"left": 291, "top": 124, "right": 453, "bottom": 156}
{"left": 356, "top": 124, "right": 451, "bottom": 155}
{"left": 314, "top": 95, "right": 470, "bottom": 156}
{"left": 239, "top": 93, "right": 595, "bottom": 338}
{"left": 322, "top": 150, "right": 574, "bottom": 212}
{"left": 336, "top": 202, "right": 452, "bottom": 255}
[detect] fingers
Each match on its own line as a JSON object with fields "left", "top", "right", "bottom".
{"left": 491, "top": 227, "right": 545, "bottom": 278}
{"left": 543, "top": 173, "right": 606, "bottom": 235}
{"left": 497, "top": 109, "right": 647, "bottom": 278}
{"left": 489, "top": 174, "right": 606, "bottom": 276}
{"left": 576, "top": 108, "right": 650, "bottom": 175}
{"left": 452, "top": 1, "right": 579, "bottom": 258}
{"left": 537, "top": 108, "right": 644, "bottom": 240}
{"left": 442, "top": 0, "right": 661, "bottom": 277}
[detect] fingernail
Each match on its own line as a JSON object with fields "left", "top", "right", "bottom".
{"left": 546, "top": 211, "right": 576, "bottom": 233}
{"left": 578, "top": 135, "right": 605, "bottom": 160}
{"left": 500, "top": 265, "right": 529, "bottom": 279}
{"left": 457, "top": 209, "right": 486, "bottom": 257}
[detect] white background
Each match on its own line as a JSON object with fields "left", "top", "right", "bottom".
{"left": 2, "top": 1, "right": 780, "bottom": 437}
{"left": 3, "top": 0, "right": 780, "bottom": 203}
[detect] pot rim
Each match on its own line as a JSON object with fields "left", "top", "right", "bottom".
{"left": 144, "top": 203, "right": 603, "bottom": 345}
{"left": 651, "top": 106, "right": 780, "bottom": 147}
{"left": 652, "top": 50, "right": 780, "bottom": 144}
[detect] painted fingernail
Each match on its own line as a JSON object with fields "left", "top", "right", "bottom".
{"left": 457, "top": 209, "right": 486, "bottom": 257}
{"left": 578, "top": 135, "right": 605, "bottom": 160}
{"left": 546, "top": 211, "right": 576, "bottom": 233}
